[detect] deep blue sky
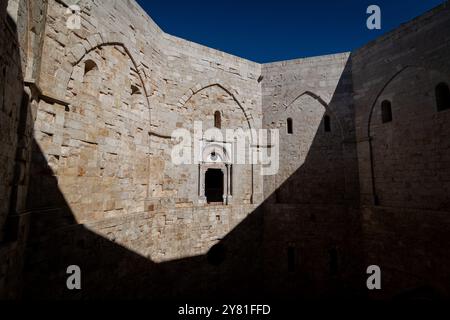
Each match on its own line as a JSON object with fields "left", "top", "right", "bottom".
{"left": 136, "top": 0, "right": 445, "bottom": 63}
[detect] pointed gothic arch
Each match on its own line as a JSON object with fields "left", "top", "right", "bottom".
{"left": 177, "top": 80, "right": 256, "bottom": 133}
{"left": 284, "top": 90, "right": 345, "bottom": 140}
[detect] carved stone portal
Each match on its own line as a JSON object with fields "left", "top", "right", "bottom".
{"left": 198, "top": 140, "right": 233, "bottom": 205}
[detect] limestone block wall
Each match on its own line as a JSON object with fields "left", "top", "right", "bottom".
{"left": 21, "top": 204, "right": 263, "bottom": 299}
{"left": 361, "top": 206, "right": 450, "bottom": 298}
{"left": 24, "top": 0, "right": 48, "bottom": 82}
{"left": 352, "top": 2, "right": 450, "bottom": 298}
{"left": 163, "top": 84, "right": 255, "bottom": 206}
{"left": 0, "top": 1, "right": 24, "bottom": 241}
{"left": 262, "top": 204, "right": 363, "bottom": 299}
{"left": 369, "top": 67, "right": 450, "bottom": 210}
{"left": 25, "top": 0, "right": 263, "bottom": 279}
{"left": 31, "top": 0, "right": 263, "bottom": 214}
{"left": 30, "top": 44, "right": 151, "bottom": 222}
{"left": 353, "top": 3, "right": 450, "bottom": 207}
{"left": 151, "top": 33, "right": 263, "bottom": 208}
{"left": 261, "top": 53, "right": 359, "bottom": 205}
{"left": 259, "top": 53, "right": 362, "bottom": 298}
{"left": 0, "top": 1, "right": 25, "bottom": 299}
{"left": 1, "top": 0, "right": 51, "bottom": 299}
{"left": 2, "top": 0, "right": 449, "bottom": 300}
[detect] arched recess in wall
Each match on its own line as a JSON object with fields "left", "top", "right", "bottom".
{"left": 64, "top": 33, "right": 151, "bottom": 114}
{"left": 178, "top": 81, "right": 256, "bottom": 133}
{"left": 63, "top": 33, "right": 152, "bottom": 118}
{"left": 365, "top": 65, "right": 449, "bottom": 135}
{"left": 178, "top": 81, "right": 257, "bottom": 204}
{"left": 366, "top": 65, "right": 450, "bottom": 208}
{"left": 63, "top": 33, "right": 153, "bottom": 201}
{"left": 365, "top": 66, "right": 416, "bottom": 205}
{"left": 66, "top": 48, "right": 151, "bottom": 109}
{"left": 130, "top": 84, "right": 145, "bottom": 111}
{"left": 284, "top": 90, "right": 345, "bottom": 140}
{"left": 367, "top": 66, "right": 416, "bottom": 138}
{"left": 278, "top": 90, "right": 347, "bottom": 204}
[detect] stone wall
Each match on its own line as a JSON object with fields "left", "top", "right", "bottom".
{"left": 0, "top": 0, "right": 24, "bottom": 299}
{"left": 22, "top": 204, "right": 262, "bottom": 299}
{"left": 30, "top": 44, "right": 151, "bottom": 222}
{"left": 353, "top": 3, "right": 450, "bottom": 207}
{"left": 352, "top": 2, "right": 450, "bottom": 298}
{"left": 23, "top": 0, "right": 263, "bottom": 295}
{"left": 262, "top": 204, "right": 363, "bottom": 299}
{"left": 1, "top": 0, "right": 449, "bottom": 300}
{"left": 0, "top": 0, "right": 48, "bottom": 299}
{"left": 31, "top": 0, "right": 263, "bottom": 209}
{"left": 0, "top": 0, "right": 23, "bottom": 241}
{"left": 259, "top": 53, "right": 362, "bottom": 298}
{"left": 262, "top": 53, "right": 359, "bottom": 204}
{"left": 361, "top": 206, "right": 450, "bottom": 299}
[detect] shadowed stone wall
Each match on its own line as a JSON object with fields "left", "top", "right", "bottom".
{"left": 0, "top": 0, "right": 48, "bottom": 299}
{"left": 0, "top": 0, "right": 449, "bottom": 300}
{"left": 262, "top": 53, "right": 358, "bottom": 205}
{"left": 0, "top": 0, "right": 28, "bottom": 299}
{"left": 260, "top": 53, "right": 362, "bottom": 298}
{"left": 25, "top": 0, "right": 263, "bottom": 279}
{"left": 353, "top": 3, "right": 450, "bottom": 298}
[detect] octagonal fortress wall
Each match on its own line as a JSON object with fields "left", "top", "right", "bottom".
{"left": 351, "top": 3, "right": 450, "bottom": 298}
{"left": 26, "top": 0, "right": 264, "bottom": 266}
{"left": 1, "top": 0, "right": 449, "bottom": 300}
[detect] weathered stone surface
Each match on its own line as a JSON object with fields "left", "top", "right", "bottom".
{"left": 0, "top": 0, "right": 449, "bottom": 300}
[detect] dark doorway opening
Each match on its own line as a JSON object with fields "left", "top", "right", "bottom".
{"left": 324, "top": 115, "right": 331, "bottom": 132}
{"left": 329, "top": 247, "right": 339, "bottom": 276}
{"left": 205, "top": 169, "right": 224, "bottom": 203}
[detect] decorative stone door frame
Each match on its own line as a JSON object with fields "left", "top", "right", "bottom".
{"left": 198, "top": 163, "right": 233, "bottom": 205}
{"left": 197, "top": 140, "right": 233, "bottom": 205}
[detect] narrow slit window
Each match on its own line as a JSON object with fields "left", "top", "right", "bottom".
{"left": 130, "top": 85, "right": 142, "bottom": 110}
{"left": 381, "top": 100, "right": 392, "bottom": 123}
{"left": 214, "top": 111, "right": 221, "bottom": 129}
{"left": 131, "top": 85, "right": 140, "bottom": 96}
{"left": 287, "top": 118, "right": 293, "bottom": 134}
{"left": 230, "top": 165, "right": 233, "bottom": 196}
{"left": 329, "top": 247, "right": 338, "bottom": 276}
{"left": 84, "top": 60, "right": 98, "bottom": 76}
{"left": 288, "top": 245, "right": 296, "bottom": 272}
{"left": 324, "top": 115, "right": 331, "bottom": 132}
{"left": 436, "top": 82, "right": 450, "bottom": 112}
